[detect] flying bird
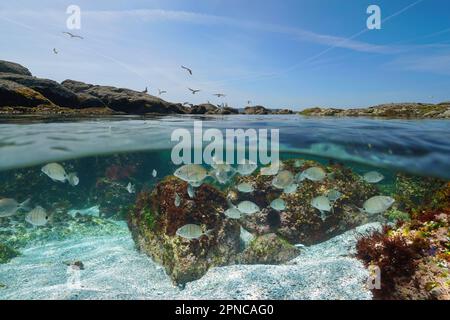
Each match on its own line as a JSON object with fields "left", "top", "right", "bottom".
{"left": 181, "top": 65, "right": 193, "bottom": 75}
{"left": 158, "top": 89, "right": 167, "bottom": 95}
{"left": 214, "top": 93, "right": 226, "bottom": 98}
{"left": 53, "top": 48, "right": 58, "bottom": 54}
{"left": 183, "top": 102, "right": 194, "bottom": 107}
{"left": 247, "top": 100, "right": 252, "bottom": 105}
{"left": 143, "top": 87, "right": 148, "bottom": 94}
{"left": 62, "top": 32, "right": 84, "bottom": 39}
{"left": 188, "top": 88, "right": 200, "bottom": 95}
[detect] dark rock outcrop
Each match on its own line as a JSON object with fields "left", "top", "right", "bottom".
{"left": 61, "top": 80, "right": 183, "bottom": 114}
{"left": 0, "top": 60, "right": 32, "bottom": 76}
{"left": 0, "top": 73, "right": 80, "bottom": 108}
{"left": 188, "top": 103, "right": 239, "bottom": 115}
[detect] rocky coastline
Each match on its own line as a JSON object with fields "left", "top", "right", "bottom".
{"left": 2, "top": 60, "right": 448, "bottom": 118}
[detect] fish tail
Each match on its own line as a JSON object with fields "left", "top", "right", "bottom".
{"left": 19, "top": 198, "right": 31, "bottom": 211}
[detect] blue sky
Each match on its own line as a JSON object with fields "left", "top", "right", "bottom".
{"left": 0, "top": 0, "right": 449, "bottom": 109}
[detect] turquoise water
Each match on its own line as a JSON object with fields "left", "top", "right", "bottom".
{"left": 0, "top": 115, "right": 449, "bottom": 300}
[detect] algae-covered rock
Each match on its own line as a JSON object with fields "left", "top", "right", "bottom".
{"left": 127, "top": 176, "right": 241, "bottom": 285}
{"left": 238, "top": 233, "right": 300, "bottom": 265}
{"left": 0, "top": 243, "right": 19, "bottom": 264}
{"left": 237, "top": 159, "right": 379, "bottom": 245}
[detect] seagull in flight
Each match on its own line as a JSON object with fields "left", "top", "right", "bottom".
{"left": 143, "top": 87, "right": 148, "bottom": 94}
{"left": 188, "top": 88, "right": 200, "bottom": 95}
{"left": 213, "top": 93, "right": 226, "bottom": 98}
{"left": 183, "top": 102, "right": 194, "bottom": 107}
{"left": 53, "top": 48, "right": 58, "bottom": 54}
{"left": 181, "top": 65, "right": 193, "bottom": 75}
{"left": 158, "top": 89, "right": 167, "bottom": 96}
{"left": 62, "top": 32, "right": 84, "bottom": 39}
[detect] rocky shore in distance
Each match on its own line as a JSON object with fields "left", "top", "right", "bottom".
{"left": 0, "top": 60, "right": 292, "bottom": 116}
{"left": 300, "top": 103, "right": 450, "bottom": 119}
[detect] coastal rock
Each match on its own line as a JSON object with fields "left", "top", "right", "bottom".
{"left": 0, "top": 60, "right": 32, "bottom": 76}
{"left": 0, "top": 73, "right": 80, "bottom": 108}
{"left": 0, "top": 79, "right": 53, "bottom": 108}
{"left": 238, "top": 233, "right": 300, "bottom": 264}
{"left": 127, "top": 176, "right": 241, "bottom": 285}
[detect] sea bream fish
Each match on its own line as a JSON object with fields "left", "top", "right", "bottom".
{"left": 360, "top": 196, "right": 395, "bottom": 215}
{"left": 0, "top": 198, "right": 31, "bottom": 218}
{"left": 41, "top": 163, "right": 79, "bottom": 186}
{"left": 25, "top": 206, "right": 50, "bottom": 227}
{"left": 174, "top": 164, "right": 208, "bottom": 184}
{"left": 236, "top": 159, "right": 258, "bottom": 176}
{"left": 311, "top": 195, "right": 332, "bottom": 221}
{"left": 176, "top": 224, "right": 212, "bottom": 240}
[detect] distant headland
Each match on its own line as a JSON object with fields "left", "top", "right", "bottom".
{"left": 1, "top": 60, "right": 448, "bottom": 119}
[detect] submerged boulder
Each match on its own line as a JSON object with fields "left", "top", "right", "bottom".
{"left": 127, "top": 176, "right": 241, "bottom": 285}
{"left": 0, "top": 60, "right": 32, "bottom": 76}
{"left": 61, "top": 80, "right": 183, "bottom": 114}
{"left": 235, "top": 159, "right": 378, "bottom": 245}
{"left": 0, "top": 243, "right": 19, "bottom": 264}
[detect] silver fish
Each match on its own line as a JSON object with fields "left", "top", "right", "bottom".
{"left": 326, "top": 189, "right": 343, "bottom": 202}
{"left": 294, "top": 159, "right": 305, "bottom": 168}
{"left": 272, "top": 170, "right": 294, "bottom": 189}
{"left": 41, "top": 163, "right": 67, "bottom": 183}
{"left": 174, "top": 193, "right": 181, "bottom": 207}
{"left": 236, "top": 183, "right": 254, "bottom": 193}
{"left": 283, "top": 183, "right": 298, "bottom": 194}
{"left": 152, "top": 169, "right": 157, "bottom": 178}
{"left": 363, "top": 171, "right": 385, "bottom": 184}
{"left": 67, "top": 173, "right": 79, "bottom": 186}
{"left": 311, "top": 196, "right": 332, "bottom": 221}
{"left": 187, "top": 184, "right": 195, "bottom": 198}
{"left": 236, "top": 160, "right": 257, "bottom": 176}
{"left": 25, "top": 206, "right": 49, "bottom": 227}
{"left": 361, "top": 196, "right": 395, "bottom": 215}
{"left": 126, "top": 182, "right": 135, "bottom": 194}
{"left": 174, "top": 164, "right": 208, "bottom": 184}
{"left": 297, "top": 167, "right": 327, "bottom": 182}
{"left": 224, "top": 208, "right": 242, "bottom": 219}
{"left": 176, "top": 224, "right": 211, "bottom": 240}
{"left": 212, "top": 167, "right": 236, "bottom": 184}
{"left": 0, "top": 198, "right": 31, "bottom": 218}
{"left": 260, "top": 160, "right": 283, "bottom": 176}
{"left": 270, "top": 198, "right": 286, "bottom": 211}
{"left": 237, "top": 201, "right": 260, "bottom": 215}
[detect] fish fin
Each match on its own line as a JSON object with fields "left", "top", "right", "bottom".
{"left": 205, "top": 228, "right": 214, "bottom": 237}
{"left": 326, "top": 172, "right": 335, "bottom": 180}
{"left": 19, "top": 198, "right": 31, "bottom": 211}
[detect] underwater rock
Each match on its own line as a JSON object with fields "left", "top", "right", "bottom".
{"left": 238, "top": 233, "right": 300, "bottom": 265}
{"left": 0, "top": 243, "right": 19, "bottom": 264}
{"left": 0, "top": 73, "right": 80, "bottom": 108}
{"left": 237, "top": 159, "right": 378, "bottom": 245}
{"left": 127, "top": 176, "right": 241, "bottom": 285}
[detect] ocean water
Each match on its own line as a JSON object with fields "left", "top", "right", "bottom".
{"left": 0, "top": 115, "right": 449, "bottom": 300}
